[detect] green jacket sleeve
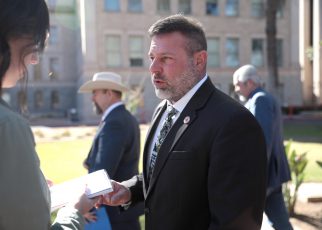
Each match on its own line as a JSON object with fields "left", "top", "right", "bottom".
{"left": 51, "top": 207, "right": 86, "bottom": 230}
{"left": 0, "top": 107, "right": 52, "bottom": 229}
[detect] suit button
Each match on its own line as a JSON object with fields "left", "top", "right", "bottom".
{"left": 144, "top": 207, "right": 150, "bottom": 214}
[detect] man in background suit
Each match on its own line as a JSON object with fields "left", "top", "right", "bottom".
{"left": 233, "top": 65, "right": 293, "bottom": 230}
{"left": 100, "top": 15, "right": 267, "bottom": 229}
{"left": 78, "top": 72, "right": 142, "bottom": 230}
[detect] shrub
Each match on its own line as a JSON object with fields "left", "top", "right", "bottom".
{"left": 283, "top": 140, "right": 308, "bottom": 216}
{"left": 61, "top": 130, "right": 71, "bottom": 137}
{"left": 34, "top": 129, "right": 45, "bottom": 138}
{"left": 317, "top": 160, "right": 322, "bottom": 168}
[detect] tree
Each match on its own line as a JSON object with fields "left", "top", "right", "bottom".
{"left": 265, "top": 0, "right": 279, "bottom": 96}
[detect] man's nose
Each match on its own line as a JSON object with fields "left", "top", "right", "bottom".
{"left": 149, "top": 59, "right": 161, "bottom": 74}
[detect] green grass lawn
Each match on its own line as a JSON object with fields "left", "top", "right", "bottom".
{"left": 284, "top": 120, "right": 322, "bottom": 138}
{"left": 283, "top": 119, "right": 322, "bottom": 182}
{"left": 36, "top": 124, "right": 322, "bottom": 184}
{"left": 36, "top": 139, "right": 91, "bottom": 183}
{"left": 285, "top": 141, "right": 322, "bottom": 182}
{"left": 36, "top": 125, "right": 149, "bottom": 184}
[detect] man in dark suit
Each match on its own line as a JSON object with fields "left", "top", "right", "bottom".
{"left": 100, "top": 15, "right": 267, "bottom": 229}
{"left": 78, "top": 72, "right": 142, "bottom": 230}
{"left": 233, "top": 65, "right": 293, "bottom": 230}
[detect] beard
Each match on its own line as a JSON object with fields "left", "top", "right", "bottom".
{"left": 153, "top": 60, "right": 200, "bottom": 103}
{"left": 93, "top": 102, "right": 103, "bottom": 115}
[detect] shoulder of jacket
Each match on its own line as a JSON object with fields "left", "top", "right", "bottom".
{"left": 152, "top": 100, "right": 166, "bottom": 118}
{"left": 0, "top": 105, "right": 31, "bottom": 132}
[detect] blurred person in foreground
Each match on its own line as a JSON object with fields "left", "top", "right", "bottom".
{"left": 0, "top": 0, "right": 97, "bottom": 229}
{"left": 98, "top": 14, "right": 267, "bottom": 229}
{"left": 233, "top": 64, "right": 293, "bottom": 230}
{"left": 79, "top": 72, "right": 142, "bottom": 230}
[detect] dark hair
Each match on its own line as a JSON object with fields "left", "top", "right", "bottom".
{"left": 101, "top": 89, "right": 122, "bottom": 98}
{"left": 0, "top": 0, "right": 49, "bottom": 91}
{"left": 111, "top": 90, "right": 122, "bottom": 98}
{"left": 148, "top": 14, "right": 207, "bottom": 56}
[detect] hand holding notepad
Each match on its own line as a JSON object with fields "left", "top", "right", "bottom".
{"left": 50, "top": 169, "right": 113, "bottom": 212}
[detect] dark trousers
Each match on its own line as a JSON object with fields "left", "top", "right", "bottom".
{"left": 111, "top": 219, "right": 141, "bottom": 230}
{"left": 265, "top": 186, "right": 293, "bottom": 230}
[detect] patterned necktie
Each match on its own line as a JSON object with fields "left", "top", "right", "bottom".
{"left": 148, "top": 106, "right": 178, "bottom": 181}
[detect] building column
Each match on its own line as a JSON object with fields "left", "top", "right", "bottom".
{"left": 78, "top": 0, "right": 99, "bottom": 122}
{"left": 313, "top": 0, "right": 322, "bottom": 104}
{"left": 299, "top": 0, "right": 313, "bottom": 105}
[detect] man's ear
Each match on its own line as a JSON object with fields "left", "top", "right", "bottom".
{"left": 194, "top": 50, "right": 207, "bottom": 69}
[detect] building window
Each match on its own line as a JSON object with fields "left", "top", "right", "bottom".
{"left": 129, "top": 36, "right": 144, "bottom": 67}
{"left": 104, "top": 0, "right": 120, "bottom": 12}
{"left": 128, "top": 0, "right": 142, "bottom": 12}
{"left": 225, "top": 38, "right": 239, "bottom": 67}
{"left": 51, "top": 91, "right": 60, "bottom": 109}
{"left": 225, "top": 0, "right": 238, "bottom": 16}
{"left": 207, "top": 38, "right": 220, "bottom": 67}
{"left": 49, "top": 26, "right": 58, "bottom": 45}
{"left": 34, "top": 90, "right": 44, "bottom": 109}
{"left": 277, "top": 39, "right": 283, "bottom": 67}
{"left": 251, "top": 0, "right": 264, "bottom": 18}
{"left": 251, "top": 39, "right": 264, "bottom": 67}
{"left": 157, "top": 0, "right": 170, "bottom": 13}
{"left": 33, "top": 56, "right": 42, "bottom": 81}
{"left": 105, "top": 35, "right": 121, "bottom": 67}
{"left": 17, "top": 90, "right": 27, "bottom": 110}
{"left": 49, "top": 57, "right": 59, "bottom": 80}
{"left": 178, "top": 0, "right": 191, "bottom": 14}
{"left": 206, "top": 0, "right": 219, "bottom": 16}
{"left": 276, "top": 0, "right": 285, "bottom": 18}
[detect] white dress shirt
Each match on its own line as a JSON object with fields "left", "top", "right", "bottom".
{"left": 101, "top": 101, "right": 124, "bottom": 121}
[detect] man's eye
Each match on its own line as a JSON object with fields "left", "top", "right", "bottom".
{"left": 161, "top": 57, "right": 170, "bottom": 62}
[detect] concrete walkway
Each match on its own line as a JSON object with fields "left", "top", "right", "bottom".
{"left": 297, "top": 182, "right": 322, "bottom": 202}
{"left": 291, "top": 183, "right": 322, "bottom": 230}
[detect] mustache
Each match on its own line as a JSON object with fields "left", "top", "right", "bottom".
{"left": 152, "top": 73, "right": 167, "bottom": 82}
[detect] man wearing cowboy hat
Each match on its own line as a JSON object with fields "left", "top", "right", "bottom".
{"left": 78, "top": 72, "right": 143, "bottom": 230}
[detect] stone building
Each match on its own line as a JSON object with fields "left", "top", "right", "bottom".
{"left": 3, "top": 0, "right": 321, "bottom": 123}
{"left": 300, "top": 0, "right": 322, "bottom": 106}
{"left": 78, "top": 0, "right": 304, "bottom": 122}
{"left": 4, "top": 0, "right": 79, "bottom": 120}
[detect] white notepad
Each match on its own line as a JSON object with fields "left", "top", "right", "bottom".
{"left": 50, "top": 169, "right": 113, "bottom": 212}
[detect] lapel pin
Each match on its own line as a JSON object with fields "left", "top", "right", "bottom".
{"left": 183, "top": 116, "right": 190, "bottom": 124}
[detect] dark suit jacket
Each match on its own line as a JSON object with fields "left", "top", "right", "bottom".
{"left": 125, "top": 78, "right": 267, "bottom": 230}
{"left": 245, "top": 87, "right": 291, "bottom": 192}
{"left": 85, "top": 104, "right": 143, "bottom": 223}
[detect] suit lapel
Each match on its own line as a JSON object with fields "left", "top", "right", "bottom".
{"left": 85, "top": 119, "right": 104, "bottom": 171}
{"left": 146, "top": 78, "right": 215, "bottom": 197}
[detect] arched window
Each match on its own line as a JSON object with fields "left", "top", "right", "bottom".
{"left": 51, "top": 90, "right": 60, "bottom": 109}
{"left": 34, "top": 90, "right": 44, "bottom": 109}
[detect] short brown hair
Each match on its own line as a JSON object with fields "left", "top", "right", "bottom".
{"left": 148, "top": 14, "right": 207, "bottom": 56}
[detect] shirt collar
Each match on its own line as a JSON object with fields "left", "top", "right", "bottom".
{"left": 102, "top": 101, "right": 124, "bottom": 121}
{"left": 167, "top": 74, "right": 208, "bottom": 113}
{"left": 248, "top": 87, "right": 263, "bottom": 99}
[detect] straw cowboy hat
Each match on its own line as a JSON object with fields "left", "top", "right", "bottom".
{"left": 78, "top": 72, "right": 129, "bottom": 93}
